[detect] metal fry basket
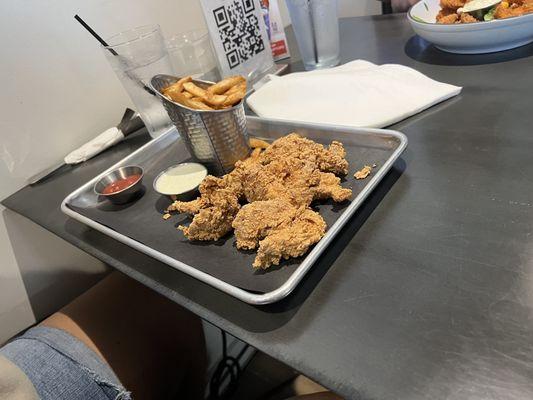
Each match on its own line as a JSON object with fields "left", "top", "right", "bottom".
{"left": 150, "top": 74, "right": 250, "bottom": 175}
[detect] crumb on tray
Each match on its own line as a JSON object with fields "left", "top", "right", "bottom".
{"left": 354, "top": 165, "right": 373, "bottom": 180}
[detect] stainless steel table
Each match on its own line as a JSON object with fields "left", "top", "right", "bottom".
{"left": 5, "top": 14, "right": 533, "bottom": 400}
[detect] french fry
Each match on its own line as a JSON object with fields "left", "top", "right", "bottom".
{"left": 183, "top": 82, "right": 207, "bottom": 98}
{"left": 224, "top": 81, "right": 247, "bottom": 96}
{"left": 168, "top": 91, "right": 194, "bottom": 108}
{"left": 249, "top": 138, "right": 270, "bottom": 149}
{"left": 162, "top": 75, "right": 246, "bottom": 111}
{"left": 222, "top": 88, "right": 246, "bottom": 107}
{"left": 207, "top": 76, "right": 245, "bottom": 95}
{"left": 162, "top": 76, "right": 192, "bottom": 101}
{"left": 188, "top": 98, "right": 214, "bottom": 110}
{"left": 170, "top": 91, "right": 213, "bottom": 111}
{"left": 204, "top": 93, "right": 228, "bottom": 107}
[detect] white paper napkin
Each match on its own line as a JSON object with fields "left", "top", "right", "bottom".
{"left": 64, "top": 127, "right": 125, "bottom": 164}
{"left": 246, "top": 60, "right": 462, "bottom": 128}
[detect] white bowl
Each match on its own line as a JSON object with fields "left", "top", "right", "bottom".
{"left": 408, "top": 0, "right": 533, "bottom": 54}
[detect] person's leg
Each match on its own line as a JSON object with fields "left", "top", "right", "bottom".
{"left": 41, "top": 271, "right": 206, "bottom": 400}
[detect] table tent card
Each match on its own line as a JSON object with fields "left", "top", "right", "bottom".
{"left": 200, "top": 0, "right": 275, "bottom": 81}
{"left": 260, "top": 0, "right": 290, "bottom": 61}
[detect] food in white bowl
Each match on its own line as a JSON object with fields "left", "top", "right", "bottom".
{"left": 435, "top": 0, "right": 533, "bottom": 24}
{"left": 408, "top": 0, "right": 533, "bottom": 53}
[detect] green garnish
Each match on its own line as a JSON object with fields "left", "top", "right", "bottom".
{"left": 484, "top": 5, "right": 497, "bottom": 21}
{"left": 412, "top": 15, "right": 427, "bottom": 23}
{"left": 423, "top": 2, "right": 429, "bottom": 11}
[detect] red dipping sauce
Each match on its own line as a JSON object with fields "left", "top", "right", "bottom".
{"left": 102, "top": 174, "right": 141, "bottom": 195}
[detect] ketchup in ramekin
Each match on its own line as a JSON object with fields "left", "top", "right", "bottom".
{"left": 102, "top": 174, "right": 142, "bottom": 195}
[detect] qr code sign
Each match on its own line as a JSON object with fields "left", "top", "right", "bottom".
{"left": 213, "top": 0, "right": 266, "bottom": 69}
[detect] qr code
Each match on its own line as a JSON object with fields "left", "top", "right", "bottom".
{"left": 213, "top": 0, "right": 266, "bottom": 69}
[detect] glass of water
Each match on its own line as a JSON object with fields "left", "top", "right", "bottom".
{"left": 166, "top": 29, "right": 220, "bottom": 82}
{"left": 103, "top": 25, "right": 174, "bottom": 138}
{"left": 286, "top": 0, "right": 340, "bottom": 71}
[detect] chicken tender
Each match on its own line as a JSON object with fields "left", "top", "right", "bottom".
{"left": 232, "top": 199, "right": 299, "bottom": 250}
{"left": 242, "top": 158, "right": 321, "bottom": 207}
{"left": 253, "top": 208, "right": 327, "bottom": 269}
{"left": 315, "top": 172, "right": 353, "bottom": 203}
{"left": 262, "top": 133, "right": 349, "bottom": 175}
{"left": 460, "top": 12, "right": 478, "bottom": 23}
{"left": 233, "top": 200, "right": 327, "bottom": 268}
{"left": 178, "top": 196, "right": 239, "bottom": 241}
{"left": 495, "top": 2, "right": 533, "bottom": 18}
{"left": 437, "top": 13, "right": 459, "bottom": 24}
{"left": 168, "top": 176, "right": 240, "bottom": 241}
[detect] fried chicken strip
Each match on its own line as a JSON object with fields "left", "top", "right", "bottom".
{"left": 261, "top": 133, "right": 349, "bottom": 175}
{"left": 178, "top": 197, "right": 239, "bottom": 241}
{"left": 495, "top": 2, "right": 533, "bottom": 18}
{"left": 460, "top": 12, "right": 478, "bottom": 23}
{"left": 168, "top": 176, "right": 240, "bottom": 241}
{"left": 253, "top": 207, "right": 327, "bottom": 269}
{"left": 315, "top": 172, "right": 353, "bottom": 203}
{"left": 242, "top": 158, "right": 321, "bottom": 207}
{"left": 232, "top": 200, "right": 327, "bottom": 269}
{"left": 232, "top": 199, "right": 299, "bottom": 250}
{"left": 436, "top": 7, "right": 459, "bottom": 23}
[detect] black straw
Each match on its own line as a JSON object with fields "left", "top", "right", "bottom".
{"left": 74, "top": 15, "right": 118, "bottom": 56}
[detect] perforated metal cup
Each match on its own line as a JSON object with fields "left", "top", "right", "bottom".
{"left": 150, "top": 74, "right": 250, "bottom": 176}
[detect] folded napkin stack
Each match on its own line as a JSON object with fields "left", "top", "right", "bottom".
{"left": 247, "top": 60, "right": 461, "bottom": 128}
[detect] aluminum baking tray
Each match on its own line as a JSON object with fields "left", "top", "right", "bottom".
{"left": 61, "top": 117, "right": 407, "bottom": 304}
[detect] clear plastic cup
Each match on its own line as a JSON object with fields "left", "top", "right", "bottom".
{"left": 286, "top": 0, "right": 340, "bottom": 71}
{"left": 166, "top": 30, "right": 220, "bottom": 82}
{"left": 103, "top": 25, "right": 174, "bottom": 138}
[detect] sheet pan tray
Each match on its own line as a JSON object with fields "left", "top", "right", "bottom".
{"left": 62, "top": 117, "right": 407, "bottom": 304}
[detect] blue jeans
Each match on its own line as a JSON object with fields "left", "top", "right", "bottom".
{"left": 1, "top": 326, "right": 131, "bottom": 400}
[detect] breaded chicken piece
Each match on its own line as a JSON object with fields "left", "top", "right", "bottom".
{"left": 178, "top": 196, "right": 239, "bottom": 241}
{"left": 232, "top": 199, "right": 299, "bottom": 250}
{"left": 460, "top": 12, "right": 478, "bottom": 23}
{"left": 232, "top": 200, "right": 327, "bottom": 268}
{"left": 168, "top": 176, "right": 240, "bottom": 241}
{"left": 315, "top": 172, "right": 353, "bottom": 203}
{"left": 253, "top": 208, "right": 327, "bottom": 269}
{"left": 495, "top": 2, "right": 533, "bottom": 18}
{"left": 436, "top": 6, "right": 458, "bottom": 23}
{"left": 242, "top": 158, "right": 321, "bottom": 207}
{"left": 437, "top": 13, "right": 459, "bottom": 25}
{"left": 261, "top": 133, "right": 349, "bottom": 175}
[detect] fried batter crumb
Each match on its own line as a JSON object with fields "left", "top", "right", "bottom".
{"left": 163, "top": 213, "right": 171, "bottom": 220}
{"left": 354, "top": 165, "right": 373, "bottom": 180}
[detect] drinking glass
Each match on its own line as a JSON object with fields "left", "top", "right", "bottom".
{"left": 166, "top": 29, "right": 220, "bottom": 82}
{"left": 286, "top": 0, "right": 340, "bottom": 70}
{"left": 103, "top": 25, "right": 174, "bottom": 138}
